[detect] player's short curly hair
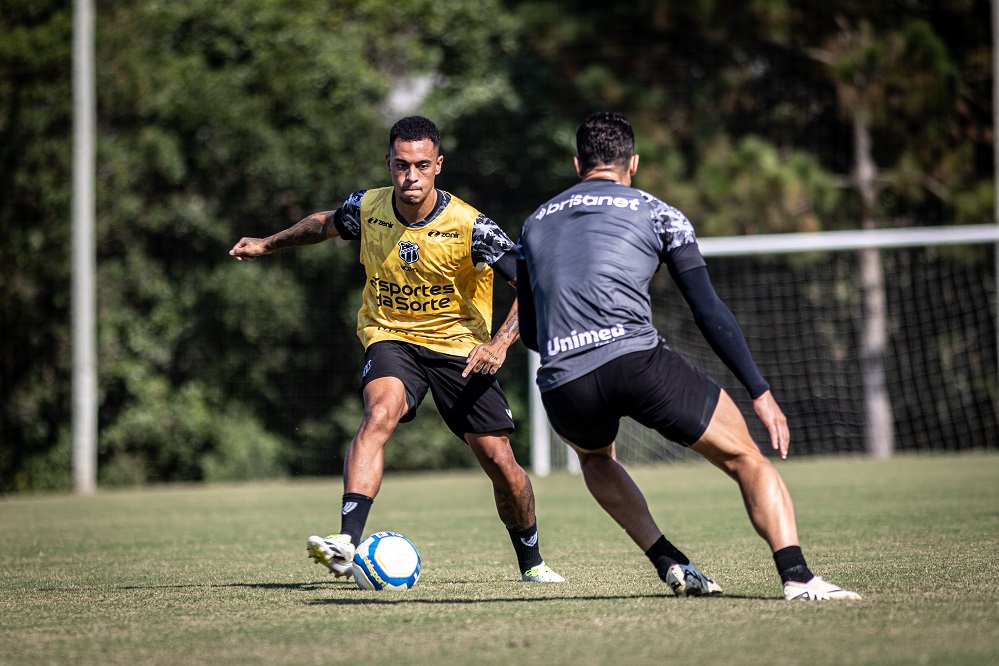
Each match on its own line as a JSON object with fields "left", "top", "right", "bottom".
{"left": 576, "top": 112, "right": 635, "bottom": 173}
{"left": 389, "top": 116, "right": 441, "bottom": 151}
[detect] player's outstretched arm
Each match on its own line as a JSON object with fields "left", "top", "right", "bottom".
{"left": 229, "top": 211, "right": 339, "bottom": 261}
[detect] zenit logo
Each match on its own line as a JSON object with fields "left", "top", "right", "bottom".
{"left": 366, "top": 216, "right": 394, "bottom": 228}
{"left": 534, "top": 193, "right": 642, "bottom": 220}
{"left": 547, "top": 324, "right": 627, "bottom": 356}
{"left": 427, "top": 230, "right": 460, "bottom": 238}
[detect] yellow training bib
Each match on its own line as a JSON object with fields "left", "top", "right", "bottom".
{"left": 356, "top": 187, "right": 494, "bottom": 356}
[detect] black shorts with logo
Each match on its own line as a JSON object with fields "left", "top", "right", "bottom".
{"left": 540, "top": 340, "right": 720, "bottom": 450}
{"left": 361, "top": 340, "right": 516, "bottom": 441}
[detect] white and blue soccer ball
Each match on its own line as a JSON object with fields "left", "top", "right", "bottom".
{"left": 351, "top": 531, "right": 421, "bottom": 591}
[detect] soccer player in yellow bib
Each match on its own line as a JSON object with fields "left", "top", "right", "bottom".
{"left": 230, "top": 116, "right": 563, "bottom": 583}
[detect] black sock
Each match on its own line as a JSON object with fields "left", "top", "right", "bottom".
{"left": 507, "top": 522, "right": 543, "bottom": 573}
{"left": 773, "top": 545, "right": 814, "bottom": 584}
{"left": 645, "top": 535, "right": 690, "bottom": 581}
{"left": 339, "top": 493, "right": 373, "bottom": 547}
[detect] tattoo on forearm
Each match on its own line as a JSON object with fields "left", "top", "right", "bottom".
{"left": 271, "top": 213, "right": 330, "bottom": 249}
{"left": 498, "top": 317, "right": 519, "bottom": 339}
{"left": 494, "top": 301, "right": 519, "bottom": 343}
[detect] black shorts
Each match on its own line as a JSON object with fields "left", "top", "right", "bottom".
{"left": 361, "top": 340, "right": 516, "bottom": 441}
{"left": 540, "top": 340, "right": 720, "bottom": 450}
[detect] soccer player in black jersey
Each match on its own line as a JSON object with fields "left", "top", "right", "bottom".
{"left": 230, "top": 116, "right": 563, "bottom": 583}
{"left": 516, "top": 112, "right": 860, "bottom": 600}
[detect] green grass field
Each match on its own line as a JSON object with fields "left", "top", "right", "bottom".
{"left": 2, "top": 454, "right": 997, "bottom": 665}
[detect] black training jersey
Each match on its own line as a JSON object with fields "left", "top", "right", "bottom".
{"left": 517, "top": 178, "right": 705, "bottom": 390}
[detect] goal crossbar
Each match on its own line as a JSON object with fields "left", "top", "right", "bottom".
{"left": 697, "top": 224, "right": 999, "bottom": 256}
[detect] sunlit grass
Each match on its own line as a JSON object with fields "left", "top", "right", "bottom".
{"left": 1, "top": 453, "right": 997, "bottom": 665}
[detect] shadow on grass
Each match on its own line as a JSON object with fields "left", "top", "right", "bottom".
{"left": 39, "top": 581, "right": 775, "bottom": 601}
{"left": 297, "top": 581, "right": 775, "bottom": 604}
{"left": 303, "top": 593, "right": 774, "bottom": 605}
{"left": 38, "top": 582, "right": 329, "bottom": 593}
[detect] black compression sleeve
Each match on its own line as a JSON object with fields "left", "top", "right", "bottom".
{"left": 331, "top": 207, "right": 353, "bottom": 240}
{"left": 491, "top": 249, "right": 517, "bottom": 283}
{"left": 671, "top": 266, "right": 770, "bottom": 399}
{"left": 516, "top": 258, "right": 539, "bottom": 352}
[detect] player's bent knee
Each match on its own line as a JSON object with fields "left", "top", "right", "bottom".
{"left": 571, "top": 443, "right": 615, "bottom": 466}
{"left": 691, "top": 430, "right": 767, "bottom": 476}
{"left": 467, "top": 433, "right": 515, "bottom": 460}
{"left": 361, "top": 401, "right": 405, "bottom": 429}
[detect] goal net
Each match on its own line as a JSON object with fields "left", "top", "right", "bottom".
{"left": 530, "top": 225, "right": 999, "bottom": 472}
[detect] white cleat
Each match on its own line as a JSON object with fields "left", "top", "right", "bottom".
{"left": 306, "top": 534, "right": 355, "bottom": 578}
{"left": 521, "top": 562, "right": 566, "bottom": 583}
{"left": 666, "top": 562, "right": 723, "bottom": 597}
{"left": 783, "top": 576, "right": 862, "bottom": 600}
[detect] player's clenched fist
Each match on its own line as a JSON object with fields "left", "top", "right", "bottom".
{"left": 229, "top": 237, "right": 270, "bottom": 261}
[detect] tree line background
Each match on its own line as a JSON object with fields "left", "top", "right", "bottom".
{"left": 2, "top": 0, "right": 995, "bottom": 491}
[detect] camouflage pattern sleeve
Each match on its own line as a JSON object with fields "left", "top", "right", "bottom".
{"left": 470, "top": 214, "right": 516, "bottom": 266}
{"left": 637, "top": 189, "right": 706, "bottom": 275}
{"left": 638, "top": 190, "right": 698, "bottom": 251}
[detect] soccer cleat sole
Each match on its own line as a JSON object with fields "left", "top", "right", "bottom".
{"left": 306, "top": 535, "right": 354, "bottom": 578}
{"left": 666, "top": 563, "right": 723, "bottom": 597}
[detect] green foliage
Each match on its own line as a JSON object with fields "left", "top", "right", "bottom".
{"left": 200, "top": 416, "right": 287, "bottom": 483}
{"left": 689, "top": 135, "right": 842, "bottom": 236}
{"left": 9, "top": 437, "right": 72, "bottom": 493}
{"left": 953, "top": 179, "right": 996, "bottom": 226}
{"left": 507, "top": 0, "right": 991, "bottom": 230}
{"left": 99, "top": 377, "right": 286, "bottom": 486}
{"left": 0, "top": 0, "right": 75, "bottom": 491}
{"left": 87, "top": 0, "right": 520, "bottom": 486}
{"left": 2, "top": 0, "right": 995, "bottom": 490}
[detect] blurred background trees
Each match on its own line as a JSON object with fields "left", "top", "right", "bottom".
{"left": 1, "top": 0, "right": 994, "bottom": 490}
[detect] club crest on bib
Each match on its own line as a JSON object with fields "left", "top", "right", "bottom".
{"left": 398, "top": 241, "right": 420, "bottom": 264}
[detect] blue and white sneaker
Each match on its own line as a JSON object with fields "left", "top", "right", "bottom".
{"left": 783, "top": 576, "right": 861, "bottom": 600}
{"left": 521, "top": 562, "right": 566, "bottom": 583}
{"left": 666, "top": 562, "right": 723, "bottom": 597}
{"left": 306, "top": 534, "right": 354, "bottom": 578}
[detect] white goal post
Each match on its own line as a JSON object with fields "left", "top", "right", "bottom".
{"left": 529, "top": 223, "right": 999, "bottom": 475}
